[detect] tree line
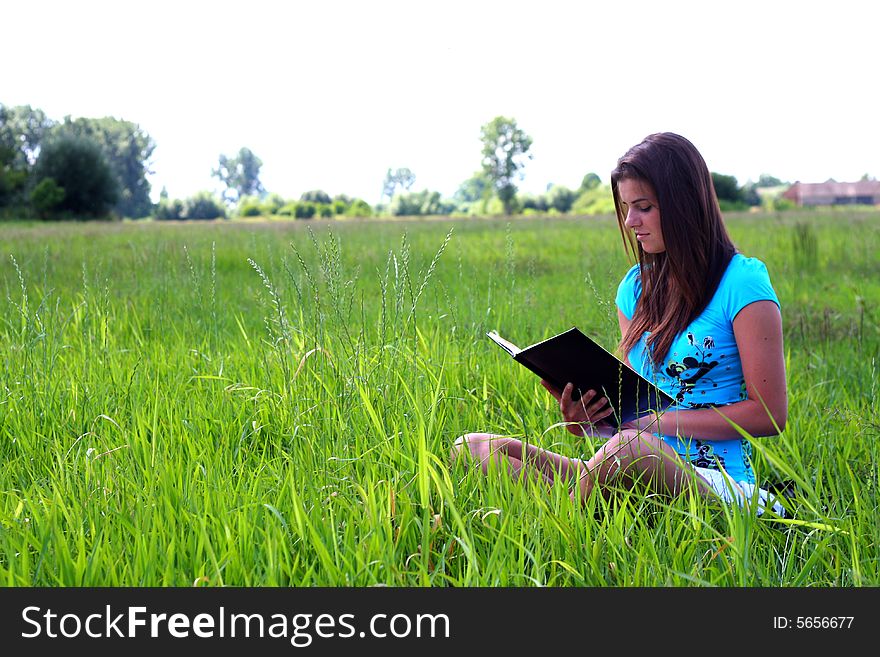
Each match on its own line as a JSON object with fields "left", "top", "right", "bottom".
{"left": 1, "top": 103, "right": 786, "bottom": 221}
{"left": 1, "top": 105, "right": 154, "bottom": 219}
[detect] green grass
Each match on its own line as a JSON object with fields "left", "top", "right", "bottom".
{"left": 0, "top": 210, "right": 878, "bottom": 586}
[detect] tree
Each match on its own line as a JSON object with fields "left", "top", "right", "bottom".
{"left": 390, "top": 189, "right": 454, "bottom": 216}
{"left": 740, "top": 184, "right": 762, "bottom": 207}
{"left": 381, "top": 167, "right": 416, "bottom": 201}
{"left": 579, "top": 172, "right": 601, "bottom": 192}
{"left": 755, "top": 173, "right": 786, "bottom": 188}
{"left": 212, "top": 147, "right": 264, "bottom": 203}
{"left": 55, "top": 116, "right": 155, "bottom": 218}
{"left": 0, "top": 142, "right": 26, "bottom": 208}
{"left": 32, "top": 135, "right": 119, "bottom": 218}
{"left": 547, "top": 184, "right": 576, "bottom": 213}
{"left": 0, "top": 104, "right": 54, "bottom": 168}
{"left": 453, "top": 171, "right": 491, "bottom": 204}
{"left": 480, "top": 116, "right": 532, "bottom": 215}
{"left": 300, "top": 189, "right": 332, "bottom": 204}
{"left": 0, "top": 104, "right": 55, "bottom": 208}
{"left": 710, "top": 172, "right": 742, "bottom": 203}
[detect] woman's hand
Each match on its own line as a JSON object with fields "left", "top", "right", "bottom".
{"left": 540, "top": 380, "right": 615, "bottom": 438}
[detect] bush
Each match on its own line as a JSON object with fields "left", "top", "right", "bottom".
{"left": 484, "top": 197, "right": 506, "bottom": 217}
{"left": 457, "top": 199, "right": 489, "bottom": 216}
{"left": 277, "top": 202, "right": 297, "bottom": 217}
{"left": 154, "top": 197, "right": 184, "bottom": 220}
{"left": 769, "top": 197, "right": 797, "bottom": 212}
{"left": 32, "top": 134, "right": 119, "bottom": 218}
{"left": 571, "top": 185, "right": 615, "bottom": 215}
{"left": 183, "top": 192, "right": 226, "bottom": 220}
{"left": 294, "top": 202, "right": 316, "bottom": 219}
{"left": 30, "top": 178, "right": 65, "bottom": 218}
{"left": 718, "top": 199, "right": 749, "bottom": 212}
{"left": 390, "top": 190, "right": 455, "bottom": 216}
{"left": 390, "top": 192, "right": 421, "bottom": 216}
{"left": 238, "top": 204, "right": 262, "bottom": 217}
{"left": 521, "top": 193, "right": 549, "bottom": 213}
{"left": 263, "top": 193, "right": 285, "bottom": 215}
{"left": 344, "top": 199, "right": 373, "bottom": 218}
{"left": 237, "top": 196, "right": 264, "bottom": 217}
{"left": 547, "top": 185, "right": 576, "bottom": 213}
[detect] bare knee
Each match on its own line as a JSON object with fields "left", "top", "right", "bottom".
{"left": 451, "top": 432, "right": 510, "bottom": 464}
{"left": 601, "top": 430, "right": 688, "bottom": 490}
{"left": 451, "top": 433, "right": 490, "bottom": 462}
{"left": 450, "top": 434, "right": 469, "bottom": 462}
{"left": 607, "top": 429, "right": 663, "bottom": 458}
{"left": 586, "top": 430, "right": 666, "bottom": 483}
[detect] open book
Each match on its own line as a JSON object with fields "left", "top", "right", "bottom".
{"left": 487, "top": 327, "right": 675, "bottom": 427}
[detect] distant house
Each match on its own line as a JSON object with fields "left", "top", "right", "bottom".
{"left": 782, "top": 179, "right": 880, "bottom": 206}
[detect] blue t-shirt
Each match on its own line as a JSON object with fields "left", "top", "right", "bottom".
{"left": 615, "top": 254, "right": 780, "bottom": 483}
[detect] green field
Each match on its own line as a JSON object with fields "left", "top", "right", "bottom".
{"left": 1, "top": 210, "right": 878, "bottom": 586}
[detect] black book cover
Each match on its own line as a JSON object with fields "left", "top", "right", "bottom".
{"left": 487, "top": 327, "right": 675, "bottom": 427}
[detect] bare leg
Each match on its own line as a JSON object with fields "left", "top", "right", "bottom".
{"left": 452, "top": 430, "right": 715, "bottom": 506}
{"left": 451, "top": 433, "right": 583, "bottom": 487}
{"left": 574, "top": 429, "right": 715, "bottom": 504}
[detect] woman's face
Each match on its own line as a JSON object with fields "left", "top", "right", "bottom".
{"left": 618, "top": 178, "right": 665, "bottom": 254}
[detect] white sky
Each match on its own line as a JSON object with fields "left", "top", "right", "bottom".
{"left": 2, "top": 0, "right": 877, "bottom": 204}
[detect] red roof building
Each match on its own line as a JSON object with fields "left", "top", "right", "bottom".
{"left": 782, "top": 179, "right": 880, "bottom": 206}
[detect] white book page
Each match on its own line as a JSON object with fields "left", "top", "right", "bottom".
{"left": 486, "top": 331, "right": 520, "bottom": 357}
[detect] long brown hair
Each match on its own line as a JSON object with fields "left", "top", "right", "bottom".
{"left": 612, "top": 132, "right": 736, "bottom": 365}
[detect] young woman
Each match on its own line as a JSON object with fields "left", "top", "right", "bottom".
{"left": 452, "top": 132, "right": 787, "bottom": 515}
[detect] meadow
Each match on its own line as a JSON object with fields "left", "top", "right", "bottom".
{"left": 0, "top": 210, "right": 878, "bottom": 586}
